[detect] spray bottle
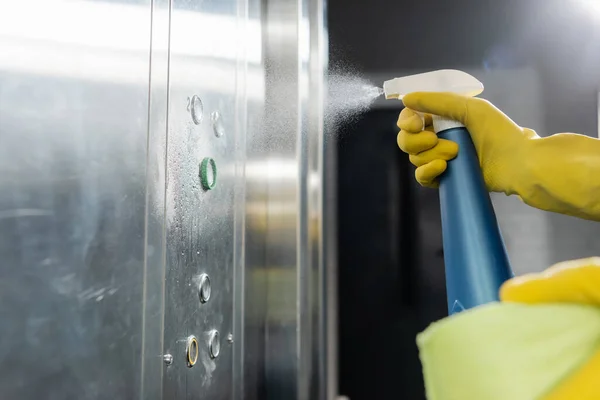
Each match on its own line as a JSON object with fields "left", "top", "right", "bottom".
{"left": 383, "top": 70, "right": 513, "bottom": 315}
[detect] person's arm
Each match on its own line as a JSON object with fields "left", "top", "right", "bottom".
{"left": 521, "top": 133, "right": 600, "bottom": 221}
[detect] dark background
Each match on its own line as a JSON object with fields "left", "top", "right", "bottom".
{"left": 336, "top": 109, "right": 444, "bottom": 399}
{"left": 330, "top": 0, "right": 600, "bottom": 399}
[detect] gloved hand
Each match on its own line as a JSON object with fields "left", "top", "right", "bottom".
{"left": 397, "top": 92, "right": 536, "bottom": 191}
{"left": 500, "top": 258, "right": 600, "bottom": 400}
{"left": 397, "top": 92, "right": 600, "bottom": 221}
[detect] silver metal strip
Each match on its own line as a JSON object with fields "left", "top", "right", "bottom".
{"left": 141, "top": 0, "right": 171, "bottom": 398}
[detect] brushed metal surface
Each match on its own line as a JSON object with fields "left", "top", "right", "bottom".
{"left": 261, "top": 0, "right": 332, "bottom": 397}
{"left": 160, "top": 0, "right": 238, "bottom": 397}
{"left": 0, "top": 0, "right": 152, "bottom": 398}
{"left": 140, "top": 0, "right": 170, "bottom": 398}
{"left": 262, "top": 0, "right": 303, "bottom": 396}
{"left": 0, "top": 0, "right": 333, "bottom": 398}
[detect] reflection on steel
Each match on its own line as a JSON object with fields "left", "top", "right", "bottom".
{"left": 261, "top": 0, "right": 333, "bottom": 397}
{"left": 142, "top": 0, "right": 170, "bottom": 397}
{"left": 0, "top": 0, "right": 333, "bottom": 398}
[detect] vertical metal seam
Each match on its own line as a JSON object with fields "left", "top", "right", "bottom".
{"left": 140, "top": 0, "right": 155, "bottom": 396}
{"left": 164, "top": 2, "right": 172, "bottom": 395}
{"left": 140, "top": 0, "right": 172, "bottom": 398}
{"left": 296, "top": 0, "right": 308, "bottom": 397}
{"left": 312, "top": 0, "right": 328, "bottom": 397}
{"left": 318, "top": 1, "right": 337, "bottom": 396}
{"left": 233, "top": 0, "right": 249, "bottom": 396}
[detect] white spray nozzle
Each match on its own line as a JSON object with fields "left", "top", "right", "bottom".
{"left": 383, "top": 70, "right": 484, "bottom": 133}
{"left": 383, "top": 69, "right": 483, "bottom": 100}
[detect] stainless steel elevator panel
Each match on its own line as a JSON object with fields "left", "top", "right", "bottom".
{"left": 160, "top": 0, "right": 240, "bottom": 397}
{"left": 0, "top": 0, "right": 333, "bottom": 398}
{"left": 0, "top": 1, "right": 152, "bottom": 398}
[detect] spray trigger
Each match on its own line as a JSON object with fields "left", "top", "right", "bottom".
{"left": 382, "top": 69, "right": 483, "bottom": 100}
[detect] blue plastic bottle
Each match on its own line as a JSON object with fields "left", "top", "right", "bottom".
{"left": 438, "top": 127, "right": 513, "bottom": 314}
{"left": 383, "top": 70, "right": 514, "bottom": 315}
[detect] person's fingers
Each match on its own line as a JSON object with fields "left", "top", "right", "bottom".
{"left": 500, "top": 258, "right": 600, "bottom": 306}
{"left": 397, "top": 108, "right": 433, "bottom": 131}
{"left": 415, "top": 159, "right": 447, "bottom": 186}
{"left": 541, "top": 348, "right": 600, "bottom": 400}
{"left": 409, "top": 139, "right": 458, "bottom": 167}
{"left": 403, "top": 92, "right": 470, "bottom": 124}
{"left": 397, "top": 108, "right": 422, "bottom": 131}
{"left": 397, "top": 129, "right": 438, "bottom": 154}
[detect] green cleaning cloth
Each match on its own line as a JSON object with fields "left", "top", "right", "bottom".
{"left": 417, "top": 302, "right": 600, "bottom": 400}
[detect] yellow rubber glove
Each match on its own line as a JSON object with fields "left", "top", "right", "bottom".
{"left": 500, "top": 258, "right": 600, "bottom": 400}
{"left": 397, "top": 92, "right": 600, "bottom": 221}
